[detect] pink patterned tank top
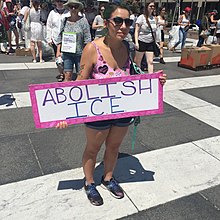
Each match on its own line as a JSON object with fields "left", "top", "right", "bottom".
{"left": 91, "top": 41, "right": 131, "bottom": 79}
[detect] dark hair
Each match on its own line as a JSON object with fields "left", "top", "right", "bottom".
{"left": 32, "top": 0, "right": 40, "bottom": 11}
{"left": 144, "top": 0, "right": 155, "bottom": 18}
{"left": 158, "top": 6, "right": 165, "bottom": 18}
{"left": 98, "top": 4, "right": 105, "bottom": 16}
{"left": 103, "top": 3, "right": 130, "bottom": 20}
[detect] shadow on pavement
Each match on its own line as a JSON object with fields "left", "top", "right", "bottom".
{"left": 57, "top": 153, "right": 155, "bottom": 191}
{"left": 0, "top": 94, "right": 15, "bottom": 106}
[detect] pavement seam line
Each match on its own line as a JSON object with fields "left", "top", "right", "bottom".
{"left": 192, "top": 142, "right": 220, "bottom": 162}
{"left": 24, "top": 63, "right": 30, "bottom": 70}
{"left": 123, "top": 190, "right": 140, "bottom": 212}
{"left": 27, "top": 134, "right": 45, "bottom": 175}
{"left": 199, "top": 192, "right": 220, "bottom": 211}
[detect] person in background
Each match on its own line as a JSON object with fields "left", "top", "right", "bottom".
{"left": 56, "top": 3, "right": 167, "bottom": 206}
{"left": 196, "top": 12, "right": 209, "bottom": 47}
{"left": 0, "top": 0, "right": 9, "bottom": 48}
{"left": 3, "top": 0, "right": 19, "bottom": 53}
{"left": 134, "top": 0, "right": 157, "bottom": 73}
{"left": 215, "top": 15, "right": 220, "bottom": 44}
{"left": 157, "top": 6, "right": 166, "bottom": 64}
{"left": 46, "top": 0, "right": 69, "bottom": 81}
{"left": 170, "top": 7, "right": 192, "bottom": 51}
{"left": 24, "top": 0, "right": 44, "bottom": 63}
{"left": 92, "top": 4, "right": 105, "bottom": 39}
{"left": 56, "top": 0, "right": 91, "bottom": 81}
{"left": 84, "top": 3, "right": 96, "bottom": 40}
{"left": 209, "top": 10, "right": 218, "bottom": 37}
{"left": 19, "top": 0, "right": 30, "bottom": 48}
{"left": 129, "top": 5, "right": 138, "bottom": 39}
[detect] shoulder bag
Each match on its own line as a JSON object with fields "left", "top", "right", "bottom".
{"left": 146, "top": 17, "right": 160, "bottom": 57}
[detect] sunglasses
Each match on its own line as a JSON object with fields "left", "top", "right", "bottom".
{"left": 68, "top": 4, "right": 79, "bottom": 9}
{"left": 149, "top": 5, "right": 155, "bottom": 8}
{"left": 100, "top": 8, "right": 105, "bottom": 11}
{"left": 108, "top": 17, "right": 133, "bottom": 27}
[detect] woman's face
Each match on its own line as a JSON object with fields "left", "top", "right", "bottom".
{"left": 160, "top": 8, "right": 166, "bottom": 15}
{"left": 100, "top": 7, "right": 105, "bottom": 15}
{"left": 107, "top": 8, "right": 131, "bottom": 41}
{"left": 147, "top": 3, "right": 155, "bottom": 15}
{"left": 55, "top": 0, "right": 64, "bottom": 8}
{"left": 68, "top": 4, "right": 80, "bottom": 14}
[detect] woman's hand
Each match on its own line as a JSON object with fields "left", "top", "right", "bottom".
{"left": 159, "top": 73, "right": 167, "bottom": 86}
{"left": 135, "top": 43, "right": 139, "bottom": 50}
{"left": 56, "top": 121, "right": 68, "bottom": 129}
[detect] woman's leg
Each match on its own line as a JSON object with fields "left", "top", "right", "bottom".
{"left": 72, "top": 55, "right": 81, "bottom": 80}
{"left": 103, "top": 126, "right": 129, "bottom": 180}
{"left": 134, "top": 51, "right": 145, "bottom": 67}
{"left": 30, "top": 41, "right": 36, "bottom": 61}
{"left": 181, "top": 29, "right": 187, "bottom": 49}
{"left": 7, "top": 31, "right": 12, "bottom": 49}
{"left": 36, "top": 41, "right": 43, "bottom": 62}
{"left": 145, "top": 51, "right": 154, "bottom": 73}
{"left": 13, "top": 28, "right": 19, "bottom": 48}
{"left": 172, "top": 27, "right": 183, "bottom": 50}
{"left": 83, "top": 127, "right": 110, "bottom": 184}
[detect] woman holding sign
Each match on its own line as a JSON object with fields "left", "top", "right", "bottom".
{"left": 57, "top": 3, "right": 166, "bottom": 206}
{"left": 56, "top": 0, "right": 91, "bottom": 81}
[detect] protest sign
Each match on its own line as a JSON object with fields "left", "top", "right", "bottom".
{"left": 29, "top": 71, "right": 164, "bottom": 129}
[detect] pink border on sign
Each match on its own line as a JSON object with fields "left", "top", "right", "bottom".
{"left": 29, "top": 71, "right": 164, "bottom": 129}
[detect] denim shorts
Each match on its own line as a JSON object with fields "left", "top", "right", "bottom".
{"left": 63, "top": 52, "right": 81, "bottom": 72}
{"left": 85, "top": 117, "right": 134, "bottom": 130}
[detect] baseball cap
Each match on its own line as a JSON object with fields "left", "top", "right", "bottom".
{"left": 184, "top": 7, "right": 192, "bottom": 12}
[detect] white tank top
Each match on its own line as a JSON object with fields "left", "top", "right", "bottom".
{"left": 180, "top": 15, "right": 189, "bottom": 28}
{"left": 157, "top": 16, "right": 165, "bottom": 30}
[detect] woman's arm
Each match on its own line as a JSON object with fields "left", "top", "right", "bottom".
{"left": 134, "top": 23, "right": 140, "bottom": 49}
{"left": 177, "top": 15, "right": 183, "bottom": 25}
{"left": 77, "top": 42, "right": 96, "bottom": 80}
{"left": 23, "top": 9, "right": 29, "bottom": 22}
{"left": 210, "top": 15, "right": 218, "bottom": 23}
{"left": 92, "top": 16, "right": 103, "bottom": 29}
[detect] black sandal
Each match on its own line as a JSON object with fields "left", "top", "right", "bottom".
{"left": 56, "top": 73, "right": 64, "bottom": 82}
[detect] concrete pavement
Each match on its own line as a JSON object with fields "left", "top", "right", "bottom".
{"left": 0, "top": 42, "right": 220, "bottom": 219}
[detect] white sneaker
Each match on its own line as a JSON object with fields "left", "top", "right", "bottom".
{"left": 33, "top": 59, "right": 37, "bottom": 63}
{"left": 40, "top": 60, "right": 45, "bottom": 63}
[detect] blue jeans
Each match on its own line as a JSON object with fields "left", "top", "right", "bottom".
{"left": 63, "top": 52, "right": 81, "bottom": 73}
{"left": 197, "top": 35, "right": 205, "bottom": 47}
{"left": 174, "top": 27, "right": 187, "bottom": 49}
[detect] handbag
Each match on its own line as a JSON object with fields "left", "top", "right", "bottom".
{"left": 146, "top": 17, "right": 161, "bottom": 57}
{"left": 23, "top": 11, "right": 30, "bottom": 32}
{"left": 200, "top": 30, "right": 210, "bottom": 38}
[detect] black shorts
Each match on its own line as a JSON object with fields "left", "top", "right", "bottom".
{"left": 161, "top": 30, "right": 165, "bottom": 42}
{"left": 85, "top": 117, "right": 133, "bottom": 130}
{"left": 136, "top": 40, "right": 154, "bottom": 52}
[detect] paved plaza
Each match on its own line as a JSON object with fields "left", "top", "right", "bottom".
{"left": 0, "top": 39, "right": 220, "bottom": 220}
